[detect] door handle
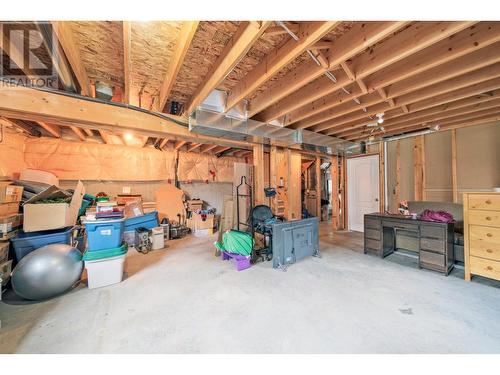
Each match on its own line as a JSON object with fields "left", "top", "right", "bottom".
{"left": 375, "top": 198, "right": 379, "bottom": 202}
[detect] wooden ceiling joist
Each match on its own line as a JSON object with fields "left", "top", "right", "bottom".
{"left": 200, "top": 144, "right": 219, "bottom": 153}
{"left": 174, "top": 140, "right": 187, "bottom": 150}
{"left": 349, "top": 22, "right": 476, "bottom": 80}
{"left": 224, "top": 21, "right": 339, "bottom": 112}
{"left": 99, "top": 130, "right": 110, "bottom": 144}
{"left": 186, "top": 21, "right": 271, "bottom": 115}
{"left": 292, "top": 46, "right": 500, "bottom": 130}
{"left": 346, "top": 98, "right": 500, "bottom": 140}
{"left": 158, "top": 21, "right": 199, "bottom": 112}
{"left": 69, "top": 125, "right": 86, "bottom": 141}
{"left": 37, "top": 121, "right": 61, "bottom": 138}
{"left": 187, "top": 143, "right": 202, "bottom": 152}
{"left": 1, "top": 117, "right": 41, "bottom": 137}
{"left": 303, "top": 62, "right": 500, "bottom": 133}
{"left": 366, "top": 22, "right": 500, "bottom": 92}
{"left": 264, "top": 24, "right": 300, "bottom": 37}
{"left": 250, "top": 22, "right": 407, "bottom": 120}
{"left": 159, "top": 138, "right": 169, "bottom": 149}
{"left": 51, "top": 22, "right": 92, "bottom": 96}
{"left": 122, "top": 21, "right": 131, "bottom": 104}
{"left": 328, "top": 77, "right": 500, "bottom": 137}
{"left": 335, "top": 91, "right": 500, "bottom": 138}
{"left": 83, "top": 128, "right": 94, "bottom": 137}
{"left": 214, "top": 146, "right": 231, "bottom": 154}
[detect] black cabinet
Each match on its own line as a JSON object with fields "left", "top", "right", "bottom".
{"left": 364, "top": 213, "right": 454, "bottom": 275}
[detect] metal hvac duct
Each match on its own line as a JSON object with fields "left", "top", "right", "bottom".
{"left": 189, "top": 105, "right": 355, "bottom": 155}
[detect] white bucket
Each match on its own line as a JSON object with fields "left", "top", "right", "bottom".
{"left": 151, "top": 227, "right": 165, "bottom": 250}
{"left": 84, "top": 254, "right": 126, "bottom": 289}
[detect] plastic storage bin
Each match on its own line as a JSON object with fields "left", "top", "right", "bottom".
{"left": 84, "top": 243, "right": 127, "bottom": 289}
{"left": 84, "top": 218, "right": 124, "bottom": 251}
{"left": 124, "top": 211, "right": 159, "bottom": 232}
{"left": 10, "top": 226, "right": 74, "bottom": 261}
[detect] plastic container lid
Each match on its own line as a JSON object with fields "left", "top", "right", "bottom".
{"left": 83, "top": 243, "right": 128, "bottom": 261}
{"left": 83, "top": 218, "right": 125, "bottom": 225}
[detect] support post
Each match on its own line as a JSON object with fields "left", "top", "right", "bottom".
{"left": 315, "top": 157, "right": 321, "bottom": 221}
{"left": 331, "top": 155, "right": 339, "bottom": 230}
{"left": 253, "top": 143, "right": 265, "bottom": 206}
{"left": 451, "top": 129, "right": 458, "bottom": 203}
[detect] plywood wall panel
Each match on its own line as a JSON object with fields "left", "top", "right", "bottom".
{"left": 424, "top": 130, "right": 453, "bottom": 202}
{"left": 456, "top": 122, "right": 500, "bottom": 192}
{"left": 399, "top": 137, "right": 414, "bottom": 202}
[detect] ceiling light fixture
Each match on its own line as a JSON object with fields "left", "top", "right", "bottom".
{"left": 124, "top": 132, "right": 134, "bottom": 141}
{"left": 376, "top": 113, "right": 385, "bottom": 124}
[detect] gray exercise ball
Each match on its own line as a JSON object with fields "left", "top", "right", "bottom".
{"left": 12, "top": 243, "right": 84, "bottom": 300}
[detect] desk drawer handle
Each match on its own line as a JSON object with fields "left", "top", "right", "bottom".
{"left": 487, "top": 233, "right": 493, "bottom": 238}
{"left": 487, "top": 249, "right": 493, "bottom": 253}
{"left": 485, "top": 199, "right": 492, "bottom": 204}
{"left": 486, "top": 266, "right": 493, "bottom": 271}
{"left": 486, "top": 216, "right": 492, "bottom": 221}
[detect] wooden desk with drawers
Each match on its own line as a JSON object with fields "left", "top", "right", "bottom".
{"left": 463, "top": 192, "right": 500, "bottom": 282}
{"left": 364, "top": 213, "right": 455, "bottom": 275}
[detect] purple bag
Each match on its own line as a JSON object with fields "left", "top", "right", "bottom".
{"left": 419, "top": 209, "right": 454, "bottom": 223}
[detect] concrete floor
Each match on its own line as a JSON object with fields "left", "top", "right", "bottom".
{"left": 1, "top": 223, "right": 500, "bottom": 353}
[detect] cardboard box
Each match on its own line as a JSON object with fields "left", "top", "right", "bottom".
{"left": 0, "top": 202, "right": 20, "bottom": 217}
{"left": 124, "top": 201, "right": 144, "bottom": 218}
{"left": 23, "top": 181, "right": 85, "bottom": 232}
{"left": 116, "top": 194, "right": 142, "bottom": 205}
{"left": 187, "top": 199, "right": 203, "bottom": 212}
{"left": 0, "top": 213, "right": 23, "bottom": 238}
{"left": 189, "top": 213, "right": 214, "bottom": 230}
{"left": 0, "top": 182, "right": 24, "bottom": 204}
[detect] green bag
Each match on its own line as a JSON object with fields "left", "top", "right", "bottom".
{"left": 214, "top": 230, "right": 253, "bottom": 256}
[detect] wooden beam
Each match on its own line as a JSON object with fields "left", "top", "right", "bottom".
{"left": 264, "top": 24, "right": 300, "bottom": 37}
{"left": 379, "top": 145, "right": 385, "bottom": 212}
{"left": 159, "top": 138, "right": 169, "bottom": 149}
{"left": 83, "top": 128, "right": 94, "bottom": 137}
{"left": 336, "top": 91, "right": 496, "bottom": 137}
{"left": 174, "top": 140, "right": 187, "bottom": 150}
{"left": 37, "top": 121, "right": 61, "bottom": 138}
{"left": 342, "top": 97, "right": 500, "bottom": 139}
{"left": 99, "top": 130, "right": 110, "bottom": 144}
{"left": 413, "top": 135, "right": 425, "bottom": 201}
{"left": 253, "top": 144, "right": 265, "bottom": 205}
{"left": 158, "top": 21, "right": 199, "bottom": 112}
{"left": 251, "top": 22, "right": 406, "bottom": 121}
{"left": 350, "top": 22, "right": 476, "bottom": 80}
{"left": 331, "top": 155, "right": 339, "bottom": 230}
{"left": 140, "top": 136, "right": 149, "bottom": 147}
{"left": 340, "top": 61, "right": 356, "bottom": 81}
{"left": 225, "top": 21, "right": 339, "bottom": 112}
{"left": 315, "top": 157, "right": 321, "bottom": 220}
{"left": 122, "top": 21, "right": 131, "bottom": 104}
{"left": 69, "top": 125, "right": 86, "bottom": 141}
{"left": 451, "top": 129, "right": 458, "bottom": 203}
{"left": 214, "top": 146, "right": 231, "bottom": 154}
{"left": 187, "top": 143, "right": 202, "bottom": 152}
{"left": 51, "top": 22, "right": 91, "bottom": 96}
{"left": 291, "top": 49, "right": 500, "bottom": 130}
{"left": 366, "top": 22, "right": 500, "bottom": 91}
{"left": 1, "top": 117, "right": 41, "bottom": 137}
{"left": 0, "top": 83, "right": 253, "bottom": 149}
{"left": 314, "top": 64, "right": 500, "bottom": 134}
{"left": 200, "top": 144, "right": 218, "bottom": 153}
{"left": 395, "top": 140, "right": 401, "bottom": 210}
{"left": 186, "top": 21, "right": 271, "bottom": 115}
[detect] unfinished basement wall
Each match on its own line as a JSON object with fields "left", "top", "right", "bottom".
{"left": 385, "top": 122, "right": 500, "bottom": 210}
{"left": 2, "top": 134, "right": 246, "bottom": 213}
{"left": 0, "top": 129, "right": 27, "bottom": 178}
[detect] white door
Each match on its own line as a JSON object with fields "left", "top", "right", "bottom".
{"left": 347, "top": 155, "right": 380, "bottom": 232}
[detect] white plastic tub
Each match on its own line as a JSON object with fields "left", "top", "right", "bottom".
{"left": 84, "top": 254, "right": 126, "bottom": 289}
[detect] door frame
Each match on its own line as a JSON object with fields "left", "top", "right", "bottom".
{"left": 346, "top": 153, "right": 382, "bottom": 232}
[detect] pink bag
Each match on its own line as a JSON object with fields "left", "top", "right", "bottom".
{"left": 419, "top": 209, "right": 454, "bottom": 223}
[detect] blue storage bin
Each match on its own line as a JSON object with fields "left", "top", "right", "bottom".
{"left": 124, "top": 211, "right": 159, "bottom": 232}
{"left": 11, "top": 226, "right": 75, "bottom": 262}
{"left": 84, "top": 218, "right": 124, "bottom": 251}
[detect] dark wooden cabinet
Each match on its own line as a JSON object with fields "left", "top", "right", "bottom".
{"left": 364, "top": 213, "right": 454, "bottom": 275}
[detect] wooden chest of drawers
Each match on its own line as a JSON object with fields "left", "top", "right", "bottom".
{"left": 463, "top": 192, "right": 500, "bottom": 282}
